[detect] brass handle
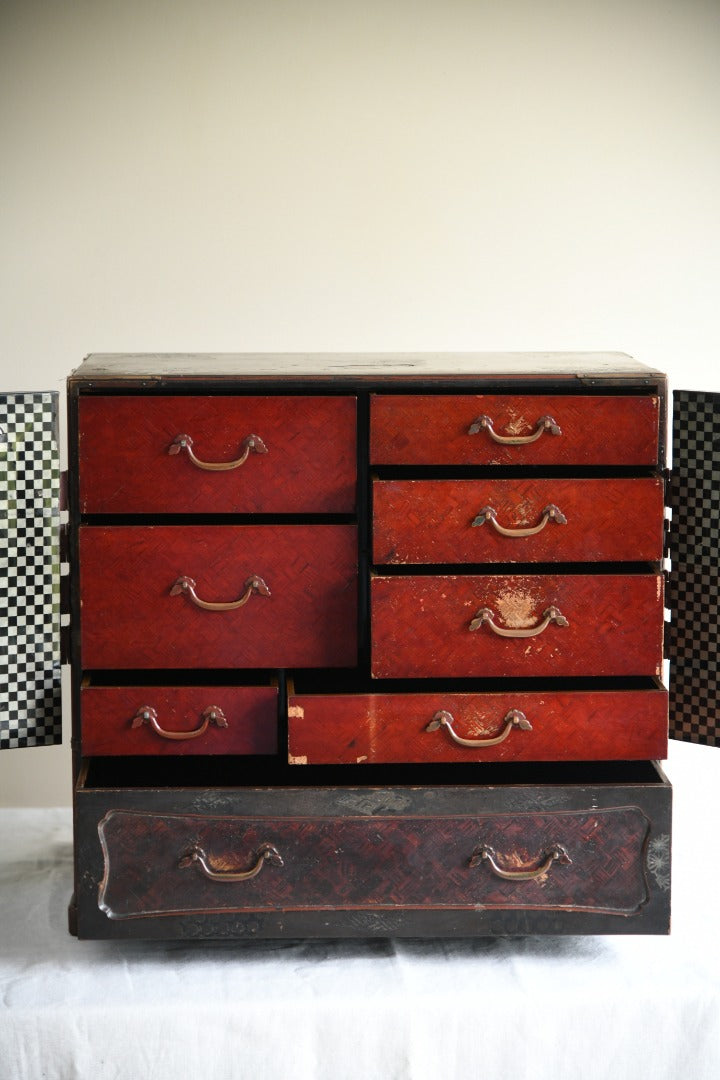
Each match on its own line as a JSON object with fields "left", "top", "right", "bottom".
{"left": 168, "top": 433, "right": 268, "bottom": 471}
{"left": 470, "top": 843, "right": 571, "bottom": 881}
{"left": 426, "top": 708, "right": 532, "bottom": 748}
{"left": 471, "top": 504, "right": 567, "bottom": 537}
{"left": 178, "top": 842, "right": 283, "bottom": 882}
{"left": 469, "top": 604, "right": 569, "bottom": 638}
{"left": 170, "top": 574, "right": 271, "bottom": 611}
{"left": 468, "top": 414, "right": 562, "bottom": 445}
{"left": 131, "top": 705, "right": 228, "bottom": 742}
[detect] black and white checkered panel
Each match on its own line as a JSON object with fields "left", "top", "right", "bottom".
{"left": 0, "top": 392, "right": 62, "bottom": 749}
{"left": 668, "top": 390, "right": 720, "bottom": 747}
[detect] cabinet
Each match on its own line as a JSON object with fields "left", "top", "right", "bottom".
{"left": 9, "top": 354, "right": 686, "bottom": 937}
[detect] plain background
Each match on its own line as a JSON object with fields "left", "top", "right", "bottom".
{"left": 1, "top": 0, "right": 719, "bottom": 806}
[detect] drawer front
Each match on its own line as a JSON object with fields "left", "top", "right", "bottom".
{"left": 78, "top": 395, "right": 357, "bottom": 514}
{"left": 288, "top": 687, "right": 669, "bottom": 764}
{"left": 80, "top": 524, "right": 358, "bottom": 669}
{"left": 370, "top": 393, "right": 659, "bottom": 465}
{"left": 373, "top": 477, "right": 665, "bottom": 564}
{"left": 81, "top": 685, "right": 278, "bottom": 756}
{"left": 95, "top": 805, "right": 652, "bottom": 920}
{"left": 371, "top": 573, "right": 663, "bottom": 679}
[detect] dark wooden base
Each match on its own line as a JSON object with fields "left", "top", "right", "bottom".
{"left": 74, "top": 761, "right": 671, "bottom": 940}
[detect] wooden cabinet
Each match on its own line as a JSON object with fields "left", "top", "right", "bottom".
{"left": 66, "top": 353, "right": 673, "bottom": 939}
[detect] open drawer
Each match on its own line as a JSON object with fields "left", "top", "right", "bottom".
{"left": 287, "top": 674, "right": 669, "bottom": 765}
{"left": 74, "top": 757, "right": 671, "bottom": 939}
{"left": 80, "top": 673, "right": 279, "bottom": 757}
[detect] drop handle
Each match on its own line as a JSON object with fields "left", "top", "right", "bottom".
{"left": 168, "top": 432, "right": 268, "bottom": 471}
{"left": 469, "top": 605, "right": 569, "bottom": 638}
{"left": 471, "top": 504, "right": 567, "bottom": 537}
{"left": 170, "top": 574, "right": 271, "bottom": 611}
{"left": 468, "top": 414, "right": 562, "bottom": 445}
{"left": 132, "top": 705, "right": 227, "bottom": 741}
{"left": 426, "top": 709, "right": 532, "bottom": 748}
{"left": 178, "top": 842, "right": 283, "bottom": 882}
{"left": 470, "top": 843, "right": 572, "bottom": 881}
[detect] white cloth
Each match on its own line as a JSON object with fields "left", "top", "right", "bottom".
{"left": 1, "top": 740, "right": 719, "bottom": 1080}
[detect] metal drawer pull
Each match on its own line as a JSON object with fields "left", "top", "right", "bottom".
{"left": 468, "top": 414, "right": 561, "bottom": 445}
{"left": 426, "top": 708, "right": 532, "bottom": 748}
{"left": 178, "top": 842, "right": 283, "bottom": 882}
{"left": 472, "top": 503, "right": 567, "bottom": 536}
{"left": 132, "top": 704, "right": 227, "bottom": 741}
{"left": 170, "top": 574, "right": 271, "bottom": 611}
{"left": 470, "top": 843, "right": 571, "bottom": 881}
{"left": 469, "top": 604, "right": 569, "bottom": 638}
{"left": 168, "top": 432, "right": 268, "bottom": 471}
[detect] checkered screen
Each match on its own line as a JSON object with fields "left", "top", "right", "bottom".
{"left": 668, "top": 389, "right": 720, "bottom": 747}
{"left": 0, "top": 393, "right": 62, "bottom": 748}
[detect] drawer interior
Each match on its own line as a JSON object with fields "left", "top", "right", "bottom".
{"left": 289, "top": 671, "right": 665, "bottom": 694}
{"left": 78, "top": 753, "right": 668, "bottom": 791}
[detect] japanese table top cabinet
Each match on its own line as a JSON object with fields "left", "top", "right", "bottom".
{"left": 63, "top": 353, "right": 678, "bottom": 939}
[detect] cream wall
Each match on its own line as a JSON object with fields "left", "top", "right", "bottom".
{"left": 1, "top": 0, "right": 719, "bottom": 805}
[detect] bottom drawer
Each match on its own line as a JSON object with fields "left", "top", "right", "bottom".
{"left": 74, "top": 759, "right": 671, "bottom": 939}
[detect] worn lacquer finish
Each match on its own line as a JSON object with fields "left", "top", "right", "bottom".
{"left": 288, "top": 687, "right": 668, "bottom": 764}
{"left": 371, "top": 573, "right": 664, "bottom": 679}
{"left": 72, "top": 352, "right": 662, "bottom": 383}
{"left": 370, "top": 394, "right": 660, "bottom": 466}
{"left": 96, "top": 805, "right": 651, "bottom": 919}
{"left": 373, "top": 477, "right": 665, "bottom": 564}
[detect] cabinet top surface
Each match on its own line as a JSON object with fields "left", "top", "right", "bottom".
{"left": 71, "top": 352, "right": 662, "bottom": 384}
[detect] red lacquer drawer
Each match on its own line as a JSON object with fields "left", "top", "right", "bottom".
{"left": 370, "top": 394, "right": 659, "bottom": 466}
{"left": 94, "top": 805, "right": 653, "bottom": 919}
{"left": 373, "top": 477, "right": 665, "bottom": 564}
{"left": 81, "top": 685, "right": 278, "bottom": 756}
{"left": 78, "top": 395, "right": 357, "bottom": 514}
{"left": 371, "top": 573, "right": 663, "bottom": 679}
{"left": 80, "top": 524, "right": 358, "bottom": 669}
{"left": 287, "top": 684, "right": 668, "bottom": 764}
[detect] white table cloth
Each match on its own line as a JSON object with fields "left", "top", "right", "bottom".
{"left": 1, "top": 739, "right": 719, "bottom": 1080}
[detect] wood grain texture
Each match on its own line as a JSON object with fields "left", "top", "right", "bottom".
{"left": 72, "top": 352, "right": 662, "bottom": 382}
{"left": 78, "top": 395, "right": 357, "bottom": 514}
{"left": 373, "top": 477, "right": 665, "bottom": 564}
{"left": 81, "top": 685, "right": 278, "bottom": 756}
{"left": 370, "top": 393, "right": 660, "bottom": 465}
{"left": 288, "top": 687, "right": 668, "bottom": 764}
{"left": 80, "top": 524, "right": 358, "bottom": 669}
{"left": 96, "top": 805, "right": 651, "bottom": 919}
{"left": 371, "top": 573, "right": 664, "bottom": 679}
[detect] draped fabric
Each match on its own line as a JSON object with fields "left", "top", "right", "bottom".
{"left": 1, "top": 739, "right": 718, "bottom": 1080}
